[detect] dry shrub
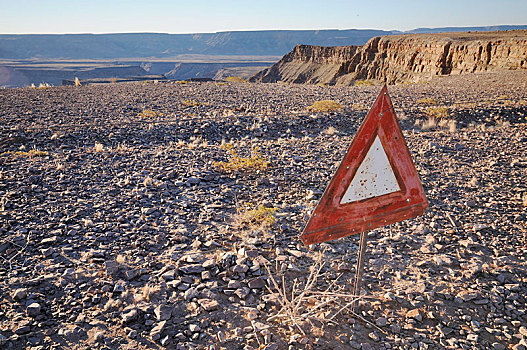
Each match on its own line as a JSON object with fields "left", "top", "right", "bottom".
{"left": 213, "top": 143, "right": 269, "bottom": 173}
{"left": 262, "top": 251, "right": 373, "bottom": 336}
{"left": 94, "top": 143, "right": 104, "bottom": 153}
{"left": 307, "top": 100, "right": 344, "bottom": 113}
{"left": 175, "top": 80, "right": 188, "bottom": 84}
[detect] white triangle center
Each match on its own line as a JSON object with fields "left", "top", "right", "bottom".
{"left": 340, "top": 136, "right": 400, "bottom": 204}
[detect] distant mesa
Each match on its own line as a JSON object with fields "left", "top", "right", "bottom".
{"left": 250, "top": 30, "right": 527, "bottom": 85}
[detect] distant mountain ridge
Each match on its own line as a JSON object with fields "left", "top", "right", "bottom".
{"left": 0, "top": 30, "right": 390, "bottom": 59}
{"left": 1, "top": 25, "right": 526, "bottom": 59}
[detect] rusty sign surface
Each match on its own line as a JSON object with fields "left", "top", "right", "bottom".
{"left": 301, "top": 86, "right": 428, "bottom": 245}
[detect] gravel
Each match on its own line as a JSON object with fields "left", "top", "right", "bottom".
{"left": 0, "top": 70, "right": 526, "bottom": 349}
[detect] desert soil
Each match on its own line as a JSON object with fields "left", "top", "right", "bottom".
{"left": 0, "top": 71, "right": 526, "bottom": 350}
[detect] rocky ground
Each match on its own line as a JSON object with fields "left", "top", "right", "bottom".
{"left": 0, "top": 71, "right": 526, "bottom": 350}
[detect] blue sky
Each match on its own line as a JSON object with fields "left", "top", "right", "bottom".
{"left": 1, "top": 0, "right": 526, "bottom": 34}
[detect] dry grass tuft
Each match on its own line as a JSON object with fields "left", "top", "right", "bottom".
{"left": 307, "top": 100, "right": 344, "bottom": 113}
{"left": 116, "top": 255, "right": 126, "bottom": 265}
{"left": 1, "top": 149, "right": 49, "bottom": 158}
{"left": 323, "top": 126, "right": 339, "bottom": 135}
{"left": 183, "top": 99, "right": 199, "bottom": 107}
{"left": 421, "top": 117, "right": 438, "bottom": 130}
{"left": 143, "top": 176, "right": 153, "bottom": 187}
{"left": 234, "top": 203, "right": 279, "bottom": 229}
{"left": 213, "top": 143, "right": 269, "bottom": 172}
{"left": 225, "top": 76, "right": 247, "bottom": 83}
{"left": 425, "top": 106, "right": 448, "bottom": 119}
{"left": 94, "top": 143, "right": 104, "bottom": 153}
{"left": 142, "top": 284, "right": 161, "bottom": 302}
{"left": 417, "top": 97, "right": 437, "bottom": 105}
{"left": 354, "top": 80, "right": 377, "bottom": 86}
{"left": 137, "top": 110, "right": 162, "bottom": 118}
{"left": 32, "top": 82, "right": 52, "bottom": 89}
{"left": 438, "top": 119, "right": 457, "bottom": 132}
{"left": 74, "top": 77, "right": 82, "bottom": 87}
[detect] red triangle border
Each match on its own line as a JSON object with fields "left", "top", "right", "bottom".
{"left": 301, "top": 86, "right": 428, "bottom": 245}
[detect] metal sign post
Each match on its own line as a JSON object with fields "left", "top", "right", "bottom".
{"left": 352, "top": 231, "right": 368, "bottom": 311}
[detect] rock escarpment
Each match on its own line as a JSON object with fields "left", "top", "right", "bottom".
{"left": 250, "top": 30, "right": 527, "bottom": 85}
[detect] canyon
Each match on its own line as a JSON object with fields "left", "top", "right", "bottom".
{"left": 250, "top": 30, "right": 527, "bottom": 85}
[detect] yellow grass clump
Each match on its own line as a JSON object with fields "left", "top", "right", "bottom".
{"left": 234, "top": 203, "right": 279, "bottom": 229}
{"left": 354, "top": 80, "right": 376, "bottom": 86}
{"left": 182, "top": 100, "right": 199, "bottom": 107}
{"left": 425, "top": 106, "right": 448, "bottom": 119}
{"left": 225, "top": 76, "right": 247, "bottom": 83}
{"left": 213, "top": 143, "right": 269, "bottom": 173}
{"left": 137, "top": 110, "right": 163, "bottom": 118}
{"left": 307, "top": 100, "right": 344, "bottom": 113}
{"left": 1, "top": 149, "right": 49, "bottom": 158}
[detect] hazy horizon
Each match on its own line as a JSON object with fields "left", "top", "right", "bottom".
{"left": 1, "top": 0, "right": 526, "bottom": 35}
{"left": 1, "top": 25, "right": 527, "bottom": 36}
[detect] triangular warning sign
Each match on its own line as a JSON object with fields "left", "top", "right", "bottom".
{"left": 301, "top": 86, "right": 428, "bottom": 245}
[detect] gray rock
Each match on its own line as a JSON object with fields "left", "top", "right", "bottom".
{"left": 248, "top": 277, "right": 266, "bottom": 289}
{"left": 12, "top": 288, "right": 28, "bottom": 300}
{"left": 375, "top": 317, "right": 388, "bottom": 327}
{"left": 492, "top": 343, "right": 506, "bottom": 350}
{"left": 15, "top": 324, "right": 31, "bottom": 334}
{"left": 189, "top": 324, "right": 201, "bottom": 332}
{"left": 121, "top": 309, "right": 138, "bottom": 323}
{"left": 233, "top": 264, "right": 249, "bottom": 273}
{"left": 154, "top": 304, "right": 173, "bottom": 321}
{"left": 27, "top": 302, "right": 41, "bottom": 317}
{"left": 198, "top": 298, "right": 219, "bottom": 311}
{"left": 434, "top": 255, "right": 456, "bottom": 266}
{"left": 0, "top": 333, "right": 7, "bottom": 346}
{"left": 41, "top": 247, "right": 55, "bottom": 257}
{"left": 150, "top": 320, "right": 167, "bottom": 341}
{"left": 235, "top": 287, "right": 250, "bottom": 299}
{"left": 160, "top": 335, "right": 170, "bottom": 346}
{"left": 161, "top": 269, "right": 175, "bottom": 281}
{"left": 179, "top": 265, "right": 204, "bottom": 274}
{"left": 184, "top": 287, "right": 198, "bottom": 301}
{"left": 361, "top": 343, "right": 374, "bottom": 350}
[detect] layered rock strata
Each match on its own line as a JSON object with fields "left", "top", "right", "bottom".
{"left": 250, "top": 30, "right": 527, "bottom": 85}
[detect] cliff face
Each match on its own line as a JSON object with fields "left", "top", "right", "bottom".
{"left": 249, "top": 45, "right": 360, "bottom": 84}
{"left": 250, "top": 30, "right": 527, "bottom": 85}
